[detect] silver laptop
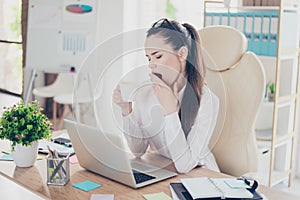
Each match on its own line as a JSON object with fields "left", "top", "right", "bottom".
{"left": 64, "top": 119, "right": 177, "bottom": 188}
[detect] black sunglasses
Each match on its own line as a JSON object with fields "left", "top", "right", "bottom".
{"left": 152, "top": 18, "right": 179, "bottom": 32}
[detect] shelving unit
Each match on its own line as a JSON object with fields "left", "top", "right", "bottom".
{"left": 203, "top": 0, "right": 300, "bottom": 187}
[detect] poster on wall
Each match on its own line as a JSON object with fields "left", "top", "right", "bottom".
{"left": 26, "top": 0, "right": 97, "bottom": 73}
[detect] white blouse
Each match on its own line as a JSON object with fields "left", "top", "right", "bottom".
{"left": 123, "top": 84, "right": 220, "bottom": 173}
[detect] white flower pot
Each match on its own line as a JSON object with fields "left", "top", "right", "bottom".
{"left": 11, "top": 141, "right": 38, "bottom": 168}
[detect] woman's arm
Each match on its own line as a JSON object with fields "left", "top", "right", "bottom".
{"left": 163, "top": 87, "right": 219, "bottom": 173}
{"left": 122, "top": 102, "right": 149, "bottom": 158}
{"left": 113, "top": 85, "right": 149, "bottom": 157}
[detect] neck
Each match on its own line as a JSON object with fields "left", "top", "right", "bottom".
{"left": 174, "top": 72, "right": 187, "bottom": 92}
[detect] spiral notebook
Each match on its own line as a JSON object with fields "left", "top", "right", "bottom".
{"left": 181, "top": 178, "right": 254, "bottom": 199}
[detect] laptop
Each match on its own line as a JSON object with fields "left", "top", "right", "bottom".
{"left": 64, "top": 119, "right": 177, "bottom": 188}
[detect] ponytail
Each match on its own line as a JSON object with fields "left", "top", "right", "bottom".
{"left": 175, "top": 23, "right": 204, "bottom": 136}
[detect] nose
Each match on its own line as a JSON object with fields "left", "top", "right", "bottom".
{"left": 148, "top": 63, "right": 156, "bottom": 69}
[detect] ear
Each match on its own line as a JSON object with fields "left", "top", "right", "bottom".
{"left": 178, "top": 46, "right": 188, "bottom": 61}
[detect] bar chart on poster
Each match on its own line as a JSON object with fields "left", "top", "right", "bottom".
{"left": 25, "top": 0, "right": 97, "bottom": 73}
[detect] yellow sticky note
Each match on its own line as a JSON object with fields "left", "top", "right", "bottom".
{"left": 143, "top": 192, "right": 172, "bottom": 200}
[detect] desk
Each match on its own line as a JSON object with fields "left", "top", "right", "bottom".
{"left": 0, "top": 140, "right": 299, "bottom": 200}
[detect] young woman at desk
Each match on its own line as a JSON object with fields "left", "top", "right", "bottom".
{"left": 113, "top": 18, "right": 219, "bottom": 173}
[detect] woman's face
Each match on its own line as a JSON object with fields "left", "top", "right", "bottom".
{"left": 145, "top": 34, "right": 185, "bottom": 87}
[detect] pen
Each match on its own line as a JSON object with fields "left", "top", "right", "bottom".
{"left": 49, "top": 153, "right": 70, "bottom": 181}
{"left": 53, "top": 149, "right": 67, "bottom": 175}
{"left": 1, "top": 150, "right": 10, "bottom": 155}
{"left": 47, "top": 146, "right": 63, "bottom": 179}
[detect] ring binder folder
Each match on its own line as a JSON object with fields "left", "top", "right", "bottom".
{"left": 207, "top": 178, "right": 225, "bottom": 199}
{"left": 205, "top": 11, "right": 279, "bottom": 57}
{"left": 173, "top": 177, "right": 263, "bottom": 199}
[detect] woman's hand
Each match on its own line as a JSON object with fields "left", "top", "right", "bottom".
{"left": 113, "top": 85, "right": 132, "bottom": 116}
{"left": 149, "top": 73, "right": 179, "bottom": 115}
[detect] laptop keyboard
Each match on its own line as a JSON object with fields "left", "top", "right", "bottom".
{"left": 132, "top": 169, "right": 156, "bottom": 184}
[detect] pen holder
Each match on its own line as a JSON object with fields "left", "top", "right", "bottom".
{"left": 46, "top": 155, "right": 70, "bottom": 186}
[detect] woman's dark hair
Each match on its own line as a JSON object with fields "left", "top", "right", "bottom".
{"left": 147, "top": 18, "right": 205, "bottom": 137}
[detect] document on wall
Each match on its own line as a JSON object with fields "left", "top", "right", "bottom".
{"left": 181, "top": 178, "right": 253, "bottom": 199}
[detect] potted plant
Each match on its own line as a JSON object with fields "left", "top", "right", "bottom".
{"left": 0, "top": 100, "right": 53, "bottom": 167}
{"left": 268, "top": 82, "right": 275, "bottom": 101}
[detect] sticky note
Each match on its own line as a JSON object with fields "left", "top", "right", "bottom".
{"left": 143, "top": 192, "right": 172, "bottom": 200}
{"left": 0, "top": 154, "right": 13, "bottom": 161}
{"left": 0, "top": 154, "right": 43, "bottom": 161}
{"left": 0, "top": 154, "right": 42, "bottom": 161}
{"left": 73, "top": 180, "right": 101, "bottom": 192}
{"left": 69, "top": 155, "right": 79, "bottom": 164}
{"left": 37, "top": 155, "right": 43, "bottom": 160}
{"left": 90, "top": 194, "right": 114, "bottom": 200}
{"left": 224, "top": 179, "right": 251, "bottom": 189}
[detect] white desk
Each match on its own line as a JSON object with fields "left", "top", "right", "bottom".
{"left": 0, "top": 172, "right": 47, "bottom": 200}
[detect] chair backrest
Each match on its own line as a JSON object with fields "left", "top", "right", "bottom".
{"left": 32, "top": 73, "right": 75, "bottom": 98}
{"left": 198, "top": 26, "right": 266, "bottom": 176}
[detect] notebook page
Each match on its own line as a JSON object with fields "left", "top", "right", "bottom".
{"left": 181, "top": 178, "right": 221, "bottom": 199}
{"left": 212, "top": 178, "right": 253, "bottom": 199}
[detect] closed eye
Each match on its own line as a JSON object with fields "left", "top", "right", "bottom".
{"left": 146, "top": 55, "right": 162, "bottom": 62}
{"left": 156, "top": 55, "right": 162, "bottom": 59}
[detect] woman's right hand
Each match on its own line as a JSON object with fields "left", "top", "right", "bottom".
{"left": 113, "top": 85, "right": 132, "bottom": 116}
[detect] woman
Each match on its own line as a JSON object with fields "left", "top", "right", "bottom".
{"left": 113, "top": 18, "right": 219, "bottom": 173}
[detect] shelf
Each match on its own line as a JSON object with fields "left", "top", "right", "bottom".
{"left": 205, "top": 0, "right": 299, "bottom": 188}
{"left": 259, "top": 54, "right": 298, "bottom": 61}
{"left": 256, "top": 130, "right": 294, "bottom": 147}
{"left": 256, "top": 129, "right": 272, "bottom": 141}
{"left": 277, "top": 94, "right": 297, "bottom": 105}
{"left": 270, "top": 170, "right": 290, "bottom": 187}
{"left": 275, "top": 132, "right": 294, "bottom": 147}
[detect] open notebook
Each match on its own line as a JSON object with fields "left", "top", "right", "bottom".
{"left": 181, "top": 178, "right": 254, "bottom": 199}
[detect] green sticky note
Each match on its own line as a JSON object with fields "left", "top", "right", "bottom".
{"left": 143, "top": 192, "right": 172, "bottom": 200}
{"left": 72, "top": 180, "right": 101, "bottom": 192}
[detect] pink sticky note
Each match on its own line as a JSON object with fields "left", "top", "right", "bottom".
{"left": 69, "top": 155, "right": 78, "bottom": 164}
{"left": 90, "top": 194, "right": 114, "bottom": 200}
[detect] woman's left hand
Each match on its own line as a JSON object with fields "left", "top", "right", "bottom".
{"left": 149, "top": 73, "right": 179, "bottom": 115}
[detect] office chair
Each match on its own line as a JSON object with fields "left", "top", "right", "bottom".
{"left": 33, "top": 73, "right": 74, "bottom": 129}
{"left": 53, "top": 72, "right": 103, "bottom": 130}
{"left": 198, "top": 26, "right": 266, "bottom": 176}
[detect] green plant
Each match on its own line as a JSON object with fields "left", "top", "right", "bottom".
{"left": 269, "top": 83, "right": 275, "bottom": 94}
{"left": 0, "top": 100, "right": 52, "bottom": 150}
{"left": 165, "top": 0, "right": 177, "bottom": 20}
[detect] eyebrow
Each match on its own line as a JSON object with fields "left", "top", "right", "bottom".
{"left": 146, "top": 51, "right": 160, "bottom": 58}
{"left": 151, "top": 51, "right": 159, "bottom": 55}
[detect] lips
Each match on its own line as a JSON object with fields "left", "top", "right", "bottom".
{"left": 153, "top": 73, "right": 162, "bottom": 80}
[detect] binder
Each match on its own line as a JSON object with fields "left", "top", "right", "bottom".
{"left": 170, "top": 178, "right": 263, "bottom": 200}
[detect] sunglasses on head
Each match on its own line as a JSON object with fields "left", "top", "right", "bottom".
{"left": 152, "top": 18, "right": 179, "bottom": 32}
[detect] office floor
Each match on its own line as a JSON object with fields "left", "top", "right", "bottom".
{"left": 1, "top": 91, "right": 300, "bottom": 197}
{"left": 273, "top": 177, "right": 300, "bottom": 197}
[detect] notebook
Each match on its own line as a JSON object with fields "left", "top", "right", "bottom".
{"left": 170, "top": 181, "right": 263, "bottom": 200}
{"left": 181, "top": 178, "right": 254, "bottom": 199}
{"left": 170, "top": 183, "right": 193, "bottom": 200}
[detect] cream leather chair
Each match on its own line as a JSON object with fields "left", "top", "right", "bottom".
{"left": 198, "top": 26, "right": 266, "bottom": 177}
